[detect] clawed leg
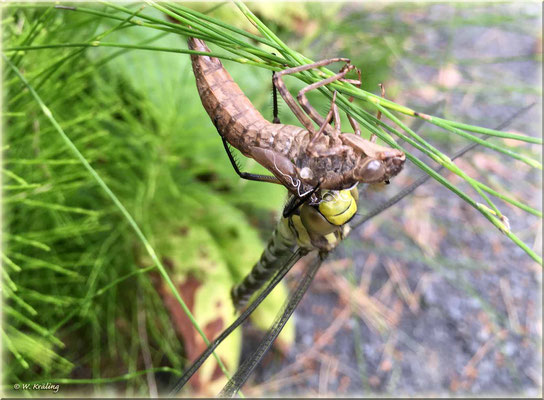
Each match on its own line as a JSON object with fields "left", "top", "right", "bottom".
{"left": 272, "top": 71, "right": 281, "bottom": 124}
{"left": 282, "top": 183, "right": 321, "bottom": 218}
{"left": 274, "top": 59, "right": 367, "bottom": 144}
{"left": 307, "top": 91, "right": 351, "bottom": 157}
{"left": 273, "top": 58, "right": 351, "bottom": 135}
{"left": 221, "top": 137, "right": 281, "bottom": 184}
{"left": 296, "top": 63, "right": 359, "bottom": 137}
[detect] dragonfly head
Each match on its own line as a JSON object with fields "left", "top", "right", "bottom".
{"left": 381, "top": 149, "right": 406, "bottom": 180}
{"left": 340, "top": 133, "right": 405, "bottom": 184}
{"left": 299, "top": 189, "right": 358, "bottom": 236}
{"left": 353, "top": 150, "right": 405, "bottom": 184}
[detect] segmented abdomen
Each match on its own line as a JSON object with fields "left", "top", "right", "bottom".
{"left": 230, "top": 218, "right": 296, "bottom": 310}
{"left": 188, "top": 37, "right": 311, "bottom": 161}
{"left": 188, "top": 37, "right": 270, "bottom": 154}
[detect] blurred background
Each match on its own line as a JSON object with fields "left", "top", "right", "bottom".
{"left": 3, "top": 2, "right": 541, "bottom": 397}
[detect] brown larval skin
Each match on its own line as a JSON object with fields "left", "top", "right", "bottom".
{"left": 188, "top": 37, "right": 404, "bottom": 193}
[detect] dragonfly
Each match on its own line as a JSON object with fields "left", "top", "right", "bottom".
{"left": 166, "top": 102, "right": 528, "bottom": 396}
{"left": 169, "top": 36, "right": 532, "bottom": 397}
{"left": 230, "top": 187, "right": 358, "bottom": 310}
{"left": 169, "top": 182, "right": 358, "bottom": 395}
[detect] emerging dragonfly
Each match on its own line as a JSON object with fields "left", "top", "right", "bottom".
{"left": 167, "top": 36, "right": 406, "bottom": 396}
{"left": 231, "top": 187, "right": 358, "bottom": 310}
{"left": 168, "top": 118, "right": 526, "bottom": 396}
{"left": 169, "top": 183, "right": 358, "bottom": 395}
{"left": 187, "top": 37, "right": 405, "bottom": 216}
{"left": 169, "top": 36, "right": 531, "bottom": 396}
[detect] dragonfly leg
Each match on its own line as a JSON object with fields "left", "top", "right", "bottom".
{"left": 272, "top": 71, "right": 281, "bottom": 124}
{"left": 282, "top": 183, "right": 321, "bottom": 218}
{"left": 221, "top": 137, "right": 281, "bottom": 184}
{"left": 273, "top": 58, "right": 351, "bottom": 135}
{"left": 296, "top": 62, "right": 359, "bottom": 138}
{"left": 307, "top": 91, "right": 352, "bottom": 157}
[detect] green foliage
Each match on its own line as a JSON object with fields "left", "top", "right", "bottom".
{"left": 3, "top": 2, "right": 541, "bottom": 397}
{"left": 3, "top": 4, "right": 291, "bottom": 395}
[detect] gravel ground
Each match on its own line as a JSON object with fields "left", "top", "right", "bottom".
{"left": 238, "top": 4, "right": 542, "bottom": 397}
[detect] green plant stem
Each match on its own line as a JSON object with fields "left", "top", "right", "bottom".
{"left": 4, "top": 43, "right": 272, "bottom": 69}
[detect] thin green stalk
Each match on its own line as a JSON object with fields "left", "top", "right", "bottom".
{"left": 5, "top": 43, "right": 271, "bottom": 69}
{"left": 475, "top": 180, "right": 542, "bottom": 217}
{"left": 336, "top": 88, "right": 541, "bottom": 219}
{"left": 55, "top": 4, "right": 226, "bottom": 44}
{"left": 497, "top": 217, "right": 542, "bottom": 265}
{"left": 430, "top": 118, "right": 542, "bottom": 169}
{"left": 341, "top": 99, "right": 541, "bottom": 263}
{"left": 3, "top": 234, "right": 51, "bottom": 251}
{"left": 167, "top": 2, "right": 273, "bottom": 46}
{"left": 1, "top": 253, "right": 22, "bottom": 272}
{"left": 95, "top": 1, "right": 287, "bottom": 68}
{"left": 2, "top": 329, "right": 30, "bottom": 370}
{"left": 61, "top": 2, "right": 543, "bottom": 149}
{"left": 340, "top": 98, "right": 541, "bottom": 216}
{"left": 2, "top": 268, "right": 17, "bottom": 292}
{"left": 5, "top": 286, "right": 37, "bottom": 316}
{"left": 5, "top": 306, "right": 64, "bottom": 347}
{"left": 434, "top": 116, "right": 542, "bottom": 144}
{"left": 234, "top": 1, "right": 305, "bottom": 65}
{"left": 10, "top": 6, "right": 55, "bottom": 66}
{"left": 150, "top": 1, "right": 265, "bottom": 64}
{"left": 374, "top": 104, "right": 504, "bottom": 218}
{"left": 326, "top": 78, "right": 542, "bottom": 145}
{"left": 8, "top": 2, "right": 146, "bottom": 107}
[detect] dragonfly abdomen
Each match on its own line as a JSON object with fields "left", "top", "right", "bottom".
{"left": 231, "top": 218, "right": 297, "bottom": 310}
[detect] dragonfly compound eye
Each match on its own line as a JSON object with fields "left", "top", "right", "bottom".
{"left": 318, "top": 190, "right": 357, "bottom": 226}
{"left": 384, "top": 152, "right": 406, "bottom": 179}
{"left": 300, "top": 203, "right": 338, "bottom": 235}
{"left": 355, "top": 158, "right": 386, "bottom": 183}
